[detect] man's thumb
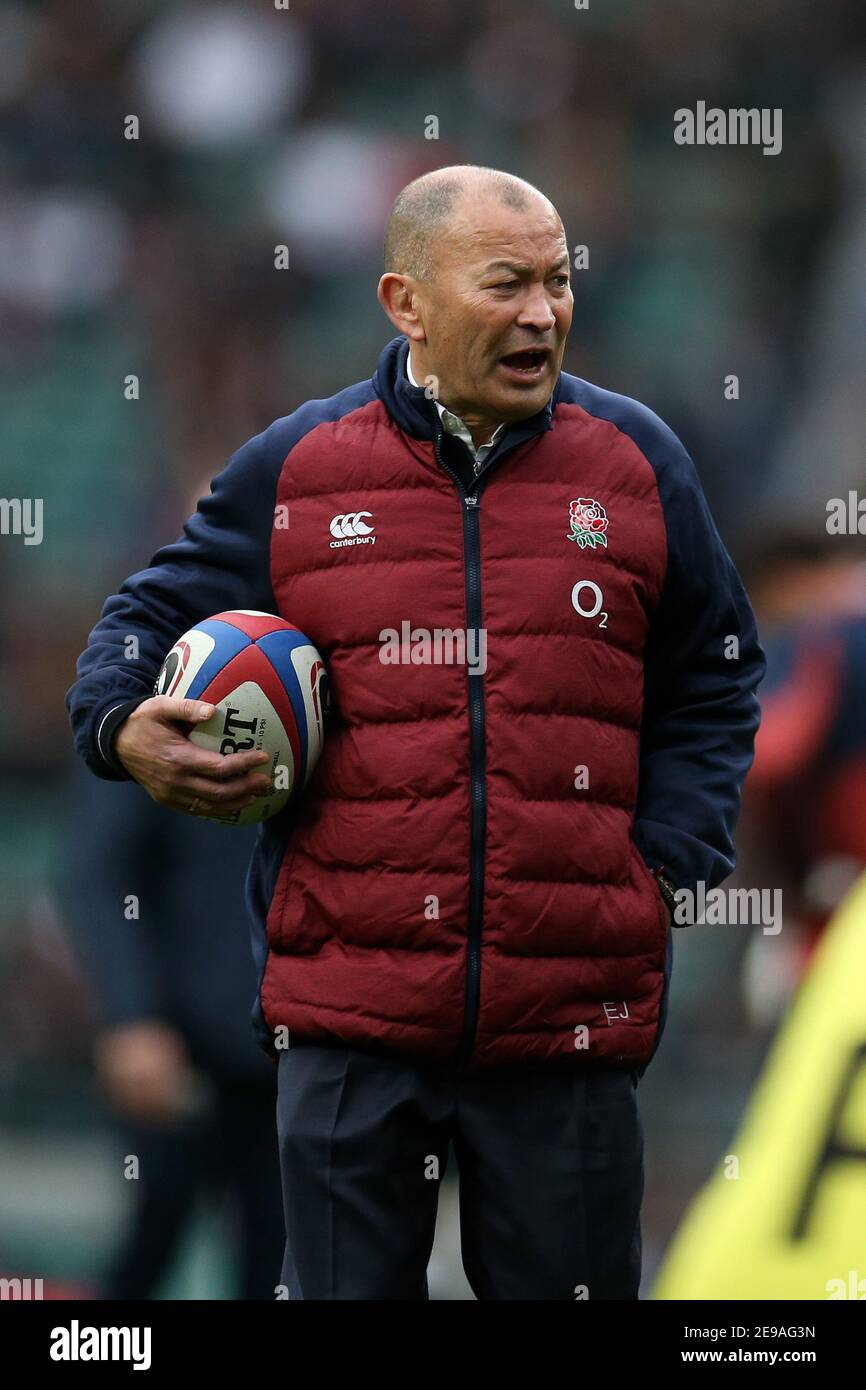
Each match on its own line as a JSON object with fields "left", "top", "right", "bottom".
{"left": 177, "top": 698, "right": 215, "bottom": 722}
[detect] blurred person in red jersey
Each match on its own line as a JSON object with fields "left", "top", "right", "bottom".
{"left": 737, "top": 533, "right": 866, "bottom": 1025}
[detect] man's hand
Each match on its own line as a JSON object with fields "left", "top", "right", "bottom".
{"left": 114, "top": 695, "right": 271, "bottom": 818}
{"left": 93, "top": 1022, "right": 202, "bottom": 1126}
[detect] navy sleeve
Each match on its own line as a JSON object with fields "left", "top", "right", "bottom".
{"left": 65, "top": 417, "right": 292, "bottom": 781}
{"left": 631, "top": 427, "right": 767, "bottom": 895}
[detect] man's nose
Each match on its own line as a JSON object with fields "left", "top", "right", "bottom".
{"left": 515, "top": 284, "right": 557, "bottom": 332}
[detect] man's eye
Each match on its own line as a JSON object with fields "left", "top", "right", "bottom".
{"left": 489, "top": 281, "right": 519, "bottom": 290}
{"left": 550, "top": 275, "right": 570, "bottom": 287}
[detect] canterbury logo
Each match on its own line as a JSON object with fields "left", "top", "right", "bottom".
{"left": 329, "top": 511, "right": 376, "bottom": 549}
{"left": 330, "top": 511, "right": 373, "bottom": 537}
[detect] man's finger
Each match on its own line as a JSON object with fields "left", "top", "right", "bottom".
{"left": 174, "top": 787, "right": 263, "bottom": 818}
{"left": 165, "top": 740, "right": 271, "bottom": 781}
{"left": 150, "top": 695, "right": 216, "bottom": 724}
{"left": 175, "top": 771, "right": 273, "bottom": 804}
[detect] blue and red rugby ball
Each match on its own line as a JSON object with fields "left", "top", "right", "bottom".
{"left": 153, "top": 610, "right": 329, "bottom": 824}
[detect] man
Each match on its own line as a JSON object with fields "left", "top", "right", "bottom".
{"left": 67, "top": 165, "right": 766, "bottom": 1299}
{"left": 58, "top": 758, "right": 285, "bottom": 1300}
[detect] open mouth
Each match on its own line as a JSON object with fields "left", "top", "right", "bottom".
{"left": 498, "top": 348, "right": 550, "bottom": 379}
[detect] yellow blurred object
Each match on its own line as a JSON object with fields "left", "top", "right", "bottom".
{"left": 654, "top": 872, "right": 866, "bottom": 1300}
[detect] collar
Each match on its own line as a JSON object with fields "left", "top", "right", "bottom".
{"left": 405, "top": 351, "right": 507, "bottom": 459}
{"left": 372, "top": 334, "right": 559, "bottom": 449}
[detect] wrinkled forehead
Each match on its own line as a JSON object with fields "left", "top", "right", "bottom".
{"left": 435, "top": 193, "right": 567, "bottom": 275}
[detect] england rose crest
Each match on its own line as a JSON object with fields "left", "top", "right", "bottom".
{"left": 567, "top": 497, "right": 609, "bottom": 549}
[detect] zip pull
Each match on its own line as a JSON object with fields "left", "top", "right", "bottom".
{"left": 465, "top": 493, "right": 479, "bottom": 509}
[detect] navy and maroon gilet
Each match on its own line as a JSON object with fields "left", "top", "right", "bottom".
{"left": 262, "top": 342, "right": 672, "bottom": 1069}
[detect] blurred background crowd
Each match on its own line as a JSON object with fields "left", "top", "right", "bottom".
{"left": 1, "top": 0, "right": 864, "bottom": 1298}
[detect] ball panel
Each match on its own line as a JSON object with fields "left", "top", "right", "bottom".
{"left": 290, "top": 645, "right": 328, "bottom": 783}
{"left": 209, "top": 610, "right": 297, "bottom": 641}
{"left": 256, "top": 631, "right": 327, "bottom": 781}
{"left": 182, "top": 618, "right": 253, "bottom": 698}
{"left": 154, "top": 627, "right": 216, "bottom": 700}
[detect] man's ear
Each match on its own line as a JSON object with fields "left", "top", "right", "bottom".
{"left": 377, "top": 273, "right": 426, "bottom": 342}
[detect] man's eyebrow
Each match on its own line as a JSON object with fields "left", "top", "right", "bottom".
{"left": 480, "top": 255, "right": 571, "bottom": 275}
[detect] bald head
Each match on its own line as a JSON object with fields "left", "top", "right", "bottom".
{"left": 383, "top": 165, "right": 554, "bottom": 282}
{"left": 377, "top": 164, "right": 572, "bottom": 438}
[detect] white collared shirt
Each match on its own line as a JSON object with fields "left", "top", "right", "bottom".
{"left": 406, "top": 351, "right": 506, "bottom": 474}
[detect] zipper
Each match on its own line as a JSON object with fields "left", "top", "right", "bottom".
{"left": 429, "top": 412, "right": 550, "bottom": 1064}
{"left": 433, "top": 429, "right": 487, "bottom": 1066}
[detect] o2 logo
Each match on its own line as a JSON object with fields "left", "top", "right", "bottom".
{"left": 571, "top": 580, "right": 608, "bottom": 628}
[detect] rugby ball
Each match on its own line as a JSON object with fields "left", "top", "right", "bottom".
{"left": 153, "top": 610, "right": 329, "bottom": 824}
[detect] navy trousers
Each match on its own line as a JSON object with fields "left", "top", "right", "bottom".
{"left": 275, "top": 1041, "right": 646, "bottom": 1301}
{"left": 104, "top": 1080, "right": 284, "bottom": 1300}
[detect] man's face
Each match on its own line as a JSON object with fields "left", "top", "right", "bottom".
{"left": 414, "top": 195, "right": 573, "bottom": 427}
